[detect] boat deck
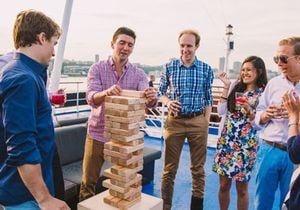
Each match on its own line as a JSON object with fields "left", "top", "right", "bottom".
{"left": 142, "top": 135, "right": 281, "bottom": 210}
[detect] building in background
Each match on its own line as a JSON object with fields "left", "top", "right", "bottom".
{"left": 95, "top": 54, "right": 99, "bottom": 63}
{"left": 233, "top": 61, "right": 241, "bottom": 73}
{"left": 219, "top": 57, "right": 225, "bottom": 71}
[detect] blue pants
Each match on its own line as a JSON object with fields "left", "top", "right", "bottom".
{"left": 255, "top": 141, "right": 293, "bottom": 210}
{"left": 2, "top": 200, "right": 40, "bottom": 210}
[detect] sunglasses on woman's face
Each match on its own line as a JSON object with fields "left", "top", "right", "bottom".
{"left": 273, "top": 55, "right": 297, "bottom": 64}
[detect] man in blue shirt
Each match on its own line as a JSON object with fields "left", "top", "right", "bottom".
{"left": 159, "top": 29, "right": 214, "bottom": 210}
{"left": 0, "top": 51, "right": 66, "bottom": 202}
{"left": 0, "top": 10, "right": 69, "bottom": 210}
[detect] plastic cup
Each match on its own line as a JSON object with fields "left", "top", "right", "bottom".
{"left": 273, "top": 102, "right": 284, "bottom": 119}
{"left": 51, "top": 94, "right": 66, "bottom": 105}
{"left": 235, "top": 92, "right": 245, "bottom": 108}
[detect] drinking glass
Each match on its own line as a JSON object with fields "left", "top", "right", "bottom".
{"left": 272, "top": 102, "right": 284, "bottom": 119}
{"left": 51, "top": 93, "right": 66, "bottom": 106}
{"left": 235, "top": 92, "right": 245, "bottom": 109}
{"left": 172, "top": 93, "right": 182, "bottom": 116}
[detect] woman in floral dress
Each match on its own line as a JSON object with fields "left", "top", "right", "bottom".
{"left": 212, "top": 56, "right": 268, "bottom": 210}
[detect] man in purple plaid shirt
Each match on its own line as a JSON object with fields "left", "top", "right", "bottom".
{"left": 79, "top": 27, "right": 157, "bottom": 201}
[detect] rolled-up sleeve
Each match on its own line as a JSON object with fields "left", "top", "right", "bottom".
{"left": 3, "top": 75, "right": 41, "bottom": 166}
{"left": 158, "top": 65, "right": 169, "bottom": 97}
{"left": 204, "top": 66, "right": 214, "bottom": 107}
{"left": 86, "top": 64, "right": 102, "bottom": 108}
{"left": 253, "top": 85, "right": 269, "bottom": 131}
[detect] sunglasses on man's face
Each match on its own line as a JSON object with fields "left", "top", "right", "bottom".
{"left": 273, "top": 55, "right": 297, "bottom": 64}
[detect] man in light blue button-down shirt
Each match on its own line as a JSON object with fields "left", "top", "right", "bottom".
{"left": 254, "top": 37, "right": 300, "bottom": 210}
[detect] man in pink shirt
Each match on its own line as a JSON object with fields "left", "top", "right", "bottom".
{"left": 79, "top": 27, "right": 157, "bottom": 201}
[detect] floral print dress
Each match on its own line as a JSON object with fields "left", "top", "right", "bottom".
{"left": 212, "top": 88, "right": 263, "bottom": 182}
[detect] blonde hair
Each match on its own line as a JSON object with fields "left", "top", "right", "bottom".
{"left": 178, "top": 29, "right": 201, "bottom": 46}
{"left": 279, "top": 37, "right": 300, "bottom": 55}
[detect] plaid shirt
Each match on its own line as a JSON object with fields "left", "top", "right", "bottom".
{"left": 86, "top": 57, "right": 148, "bottom": 142}
{"left": 159, "top": 57, "right": 214, "bottom": 114}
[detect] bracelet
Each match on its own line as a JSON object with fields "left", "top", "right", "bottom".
{"left": 220, "top": 96, "right": 228, "bottom": 100}
{"left": 288, "top": 122, "right": 299, "bottom": 127}
{"left": 223, "top": 87, "right": 229, "bottom": 89}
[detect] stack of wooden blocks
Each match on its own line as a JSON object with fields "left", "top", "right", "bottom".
{"left": 103, "top": 90, "right": 146, "bottom": 210}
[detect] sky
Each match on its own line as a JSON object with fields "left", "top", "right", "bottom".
{"left": 0, "top": 0, "right": 299, "bottom": 71}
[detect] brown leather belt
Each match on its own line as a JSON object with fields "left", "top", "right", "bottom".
{"left": 171, "top": 111, "right": 204, "bottom": 119}
{"left": 263, "top": 139, "right": 287, "bottom": 151}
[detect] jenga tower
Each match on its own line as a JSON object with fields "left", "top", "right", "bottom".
{"left": 103, "top": 90, "right": 146, "bottom": 210}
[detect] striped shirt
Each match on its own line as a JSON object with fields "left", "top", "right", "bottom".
{"left": 86, "top": 57, "right": 148, "bottom": 142}
{"left": 159, "top": 57, "right": 214, "bottom": 114}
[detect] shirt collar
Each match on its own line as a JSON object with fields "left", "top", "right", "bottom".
{"left": 108, "top": 56, "right": 129, "bottom": 70}
{"left": 280, "top": 73, "right": 300, "bottom": 86}
{"left": 15, "top": 52, "right": 48, "bottom": 83}
{"left": 179, "top": 56, "right": 198, "bottom": 68}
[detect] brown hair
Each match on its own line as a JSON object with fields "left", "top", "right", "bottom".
{"left": 112, "top": 27, "right": 136, "bottom": 43}
{"left": 279, "top": 37, "right": 300, "bottom": 55}
{"left": 227, "top": 56, "right": 268, "bottom": 113}
{"left": 13, "top": 10, "right": 61, "bottom": 49}
{"left": 178, "top": 29, "right": 201, "bottom": 46}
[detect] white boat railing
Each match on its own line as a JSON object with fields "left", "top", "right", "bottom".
{"left": 141, "top": 104, "right": 168, "bottom": 139}
{"left": 53, "top": 82, "right": 224, "bottom": 142}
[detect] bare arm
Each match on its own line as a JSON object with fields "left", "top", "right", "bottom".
{"left": 218, "top": 71, "right": 231, "bottom": 104}
{"left": 204, "top": 106, "right": 212, "bottom": 122}
{"left": 18, "top": 164, "right": 69, "bottom": 210}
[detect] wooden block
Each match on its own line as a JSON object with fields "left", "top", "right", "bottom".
{"left": 104, "top": 154, "right": 143, "bottom": 167}
{"left": 105, "top": 120, "right": 112, "bottom": 128}
{"left": 104, "top": 127, "right": 139, "bottom": 137}
{"left": 105, "top": 102, "right": 144, "bottom": 111}
{"left": 104, "top": 141, "right": 144, "bottom": 153}
{"left": 118, "top": 194, "right": 141, "bottom": 210}
{"left": 111, "top": 122, "right": 140, "bottom": 130}
{"left": 121, "top": 90, "right": 145, "bottom": 98}
{"left": 103, "top": 194, "right": 115, "bottom": 205}
{"left": 103, "top": 149, "right": 132, "bottom": 159}
{"left": 126, "top": 160, "right": 144, "bottom": 169}
{"left": 102, "top": 179, "right": 130, "bottom": 194}
{"left": 109, "top": 174, "right": 142, "bottom": 189}
{"left": 103, "top": 193, "right": 141, "bottom": 210}
{"left": 119, "top": 153, "right": 143, "bottom": 166}
{"left": 109, "top": 185, "right": 142, "bottom": 200}
{"left": 111, "top": 138, "right": 144, "bottom": 146}
{"left": 103, "top": 131, "right": 111, "bottom": 139}
{"left": 139, "top": 98, "right": 146, "bottom": 104}
{"left": 106, "top": 109, "right": 145, "bottom": 118}
{"left": 111, "top": 96, "right": 141, "bottom": 105}
{"left": 111, "top": 165, "right": 143, "bottom": 177}
{"left": 103, "top": 195, "right": 122, "bottom": 209}
{"left": 105, "top": 96, "right": 113, "bottom": 103}
{"left": 111, "top": 132, "right": 144, "bottom": 143}
{"left": 105, "top": 115, "right": 145, "bottom": 124}
{"left": 133, "top": 149, "right": 143, "bottom": 155}
{"left": 103, "top": 169, "right": 136, "bottom": 182}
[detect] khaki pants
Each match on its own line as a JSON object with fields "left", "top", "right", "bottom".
{"left": 161, "top": 114, "right": 208, "bottom": 210}
{"left": 79, "top": 135, "right": 105, "bottom": 201}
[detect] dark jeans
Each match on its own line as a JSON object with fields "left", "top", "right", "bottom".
{"left": 53, "top": 145, "right": 65, "bottom": 200}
